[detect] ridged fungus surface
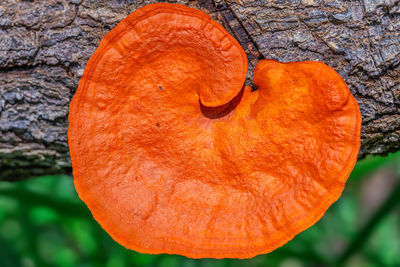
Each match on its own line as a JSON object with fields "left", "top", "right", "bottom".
{"left": 68, "top": 3, "right": 361, "bottom": 259}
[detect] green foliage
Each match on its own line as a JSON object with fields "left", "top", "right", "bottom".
{"left": 349, "top": 152, "right": 400, "bottom": 181}
{"left": 0, "top": 152, "right": 399, "bottom": 267}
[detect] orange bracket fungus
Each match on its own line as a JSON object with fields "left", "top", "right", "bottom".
{"left": 68, "top": 3, "right": 361, "bottom": 259}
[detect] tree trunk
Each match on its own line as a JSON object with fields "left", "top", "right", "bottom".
{"left": 1, "top": 0, "right": 399, "bottom": 180}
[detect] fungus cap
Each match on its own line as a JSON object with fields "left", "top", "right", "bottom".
{"left": 68, "top": 3, "right": 361, "bottom": 259}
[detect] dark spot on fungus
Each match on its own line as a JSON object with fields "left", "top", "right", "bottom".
{"left": 156, "top": 123, "right": 160, "bottom": 127}
{"left": 158, "top": 86, "right": 163, "bottom": 90}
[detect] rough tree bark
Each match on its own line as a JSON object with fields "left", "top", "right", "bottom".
{"left": 0, "top": 0, "right": 399, "bottom": 180}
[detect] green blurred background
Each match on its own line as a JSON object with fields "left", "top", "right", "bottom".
{"left": 0, "top": 152, "right": 399, "bottom": 267}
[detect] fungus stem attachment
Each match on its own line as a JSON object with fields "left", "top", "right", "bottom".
{"left": 199, "top": 87, "right": 245, "bottom": 119}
